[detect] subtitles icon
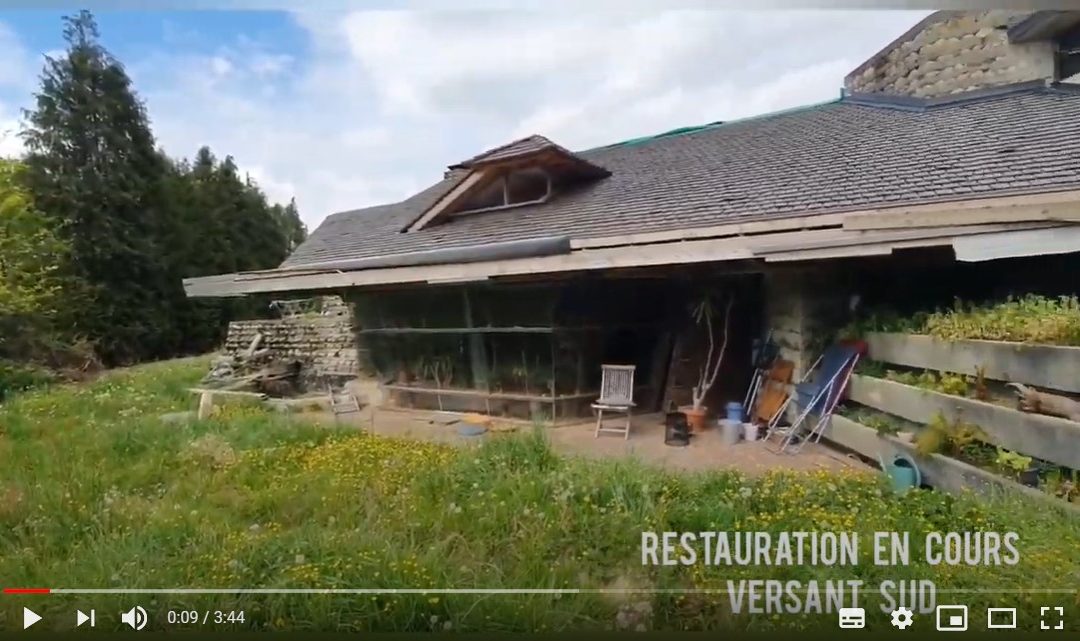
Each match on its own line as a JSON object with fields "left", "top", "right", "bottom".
{"left": 936, "top": 605, "right": 968, "bottom": 632}
{"left": 986, "top": 607, "right": 1016, "bottom": 629}
{"left": 838, "top": 607, "right": 865, "bottom": 629}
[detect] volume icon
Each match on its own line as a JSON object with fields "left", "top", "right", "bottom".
{"left": 77, "top": 609, "right": 96, "bottom": 627}
{"left": 120, "top": 606, "right": 147, "bottom": 630}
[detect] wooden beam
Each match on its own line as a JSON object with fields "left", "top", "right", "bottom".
{"left": 749, "top": 223, "right": 1052, "bottom": 255}
{"left": 356, "top": 326, "right": 553, "bottom": 335}
{"left": 184, "top": 236, "right": 757, "bottom": 298}
{"left": 462, "top": 287, "right": 490, "bottom": 390}
{"left": 843, "top": 190, "right": 1080, "bottom": 231}
{"left": 380, "top": 384, "right": 597, "bottom": 403}
{"left": 405, "top": 169, "right": 489, "bottom": 232}
{"left": 866, "top": 332, "right": 1080, "bottom": 394}
{"left": 182, "top": 215, "right": 1071, "bottom": 299}
{"left": 570, "top": 212, "right": 849, "bottom": 249}
{"left": 571, "top": 191, "right": 1080, "bottom": 250}
{"left": 849, "top": 374, "right": 1080, "bottom": 469}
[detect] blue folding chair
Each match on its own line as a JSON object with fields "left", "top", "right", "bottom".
{"left": 770, "top": 343, "right": 860, "bottom": 454}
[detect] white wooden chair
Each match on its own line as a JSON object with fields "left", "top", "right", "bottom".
{"left": 592, "top": 364, "right": 636, "bottom": 440}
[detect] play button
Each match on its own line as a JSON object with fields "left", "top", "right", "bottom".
{"left": 23, "top": 607, "right": 42, "bottom": 629}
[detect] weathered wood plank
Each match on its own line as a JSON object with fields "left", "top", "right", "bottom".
{"left": 849, "top": 374, "right": 1080, "bottom": 469}
{"left": 844, "top": 202, "right": 1080, "bottom": 230}
{"left": 842, "top": 189, "right": 1080, "bottom": 230}
{"left": 866, "top": 332, "right": 1080, "bottom": 394}
{"left": 826, "top": 416, "right": 1080, "bottom": 514}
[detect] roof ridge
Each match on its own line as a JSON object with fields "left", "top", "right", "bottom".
{"left": 583, "top": 97, "right": 843, "bottom": 153}
{"left": 451, "top": 134, "right": 554, "bottom": 168}
{"left": 842, "top": 79, "right": 1057, "bottom": 111}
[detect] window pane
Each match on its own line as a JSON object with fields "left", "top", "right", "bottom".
{"left": 456, "top": 176, "right": 505, "bottom": 212}
{"left": 507, "top": 168, "right": 549, "bottom": 203}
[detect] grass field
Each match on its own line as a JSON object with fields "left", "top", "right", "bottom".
{"left": 1, "top": 358, "right": 1078, "bottom": 633}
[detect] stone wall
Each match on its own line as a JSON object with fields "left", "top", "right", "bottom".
{"left": 222, "top": 296, "right": 361, "bottom": 389}
{"left": 846, "top": 11, "right": 1054, "bottom": 98}
{"left": 763, "top": 265, "right": 853, "bottom": 382}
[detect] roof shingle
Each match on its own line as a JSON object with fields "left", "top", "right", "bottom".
{"left": 282, "top": 84, "right": 1080, "bottom": 270}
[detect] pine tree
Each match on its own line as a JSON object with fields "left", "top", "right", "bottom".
{"left": 21, "top": 10, "right": 175, "bottom": 364}
{"left": 275, "top": 198, "right": 307, "bottom": 253}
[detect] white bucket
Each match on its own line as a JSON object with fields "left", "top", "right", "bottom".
{"left": 743, "top": 422, "right": 760, "bottom": 442}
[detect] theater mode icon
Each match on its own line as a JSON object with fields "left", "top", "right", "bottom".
{"left": 838, "top": 607, "right": 865, "bottom": 629}
{"left": 936, "top": 605, "right": 968, "bottom": 632}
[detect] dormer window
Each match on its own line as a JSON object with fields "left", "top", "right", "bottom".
{"left": 404, "top": 134, "right": 610, "bottom": 233}
{"left": 451, "top": 167, "right": 553, "bottom": 216}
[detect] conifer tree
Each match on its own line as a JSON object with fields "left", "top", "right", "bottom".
{"left": 21, "top": 10, "right": 174, "bottom": 363}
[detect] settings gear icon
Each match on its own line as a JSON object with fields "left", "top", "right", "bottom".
{"left": 890, "top": 606, "right": 915, "bottom": 630}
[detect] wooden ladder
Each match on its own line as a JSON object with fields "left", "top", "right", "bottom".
{"left": 661, "top": 332, "right": 696, "bottom": 410}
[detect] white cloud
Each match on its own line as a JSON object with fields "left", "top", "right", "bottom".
{"left": 0, "top": 22, "right": 32, "bottom": 91}
{"left": 209, "top": 55, "right": 233, "bottom": 77}
{"left": 0, "top": 110, "right": 23, "bottom": 158}
{"left": 3, "top": 10, "right": 932, "bottom": 229}
{"left": 0, "top": 20, "right": 31, "bottom": 158}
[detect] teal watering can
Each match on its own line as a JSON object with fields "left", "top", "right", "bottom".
{"left": 879, "top": 453, "right": 921, "bottom": 494}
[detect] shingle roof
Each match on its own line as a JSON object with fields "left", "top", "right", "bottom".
{"left": 281, "top": 83, "right": 1080, "bottom": 270}
{"left": 452, "top": 134, "right": 559, "bottom": 168}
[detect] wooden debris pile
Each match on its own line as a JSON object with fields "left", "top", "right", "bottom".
{"left": 202, "top": 332, "right": 304, "bottom": 397}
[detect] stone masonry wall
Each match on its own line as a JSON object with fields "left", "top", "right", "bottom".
{"left": 846, "top": 11, "right": 1054, "bottom": 98}
{"left": 764, "top": 265, "right": 853, "bottom": 383}
{"left": 222, "top": 296, "right": 360, "bottom": 389}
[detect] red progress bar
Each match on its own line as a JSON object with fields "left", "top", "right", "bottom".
{"left": 3, "top": 588, "right": 51, "bottom": 594}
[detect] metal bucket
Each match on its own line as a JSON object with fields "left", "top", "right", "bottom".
{"left": 718, "top": 419, "right": 742, "bottom": 445}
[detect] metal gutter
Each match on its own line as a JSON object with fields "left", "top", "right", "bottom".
{"left": 259, "top": 235, "right": 571, "bottom": 275}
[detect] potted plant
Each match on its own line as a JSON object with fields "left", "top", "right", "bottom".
{"left": 682, "top": 294, "right": 734, "bottom": 432}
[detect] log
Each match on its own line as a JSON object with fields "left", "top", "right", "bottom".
{"left": 244, "top": 333, "right": 264, "bottom": 358}
{"left": 1007, "top": 383, "right": 1080, "bottom": 422}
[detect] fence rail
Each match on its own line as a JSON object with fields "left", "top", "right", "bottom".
{"left": 849, "top": 374, "right": 1080, "bottom": 469}
{"left": 825, "top": 416, "right": 1079, "bottom": 514}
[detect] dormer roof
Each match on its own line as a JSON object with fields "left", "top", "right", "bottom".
{"left": 405, "top": 134, "right": 610, "bottom": 232}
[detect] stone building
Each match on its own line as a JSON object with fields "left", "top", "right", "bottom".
{"left": 846, "top": 10, "right": 1080, "bottom": 98}
{"left": 185, "top": 11, "right": 1080, "bottom": 424}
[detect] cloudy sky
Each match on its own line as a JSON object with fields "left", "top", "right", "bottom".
{"left": 0, "top": 9, "right": 930, "bottom": 229}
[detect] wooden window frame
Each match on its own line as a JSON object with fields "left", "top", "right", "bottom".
{"left": 448, "top": 168, "right": 553, "bottom": 218}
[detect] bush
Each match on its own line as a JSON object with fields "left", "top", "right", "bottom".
{"left": 922, "top": 295, "right": 1080, "bottom": 345}
{"left": 0, "top": 360, "right": 55, "bottom": 400}
{"left": 845, "top": 295, "right": 1080, "bottom": 345}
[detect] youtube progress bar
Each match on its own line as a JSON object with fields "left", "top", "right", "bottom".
{"left": 5, "top": 587, "right": 1078, "bottom": 595}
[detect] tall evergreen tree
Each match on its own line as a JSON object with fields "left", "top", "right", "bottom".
{"left": 274, "top": 198, "right": 307, "bottom": 253}
{"left": 21, "top": 10, "right": 174, "bottom": 364}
